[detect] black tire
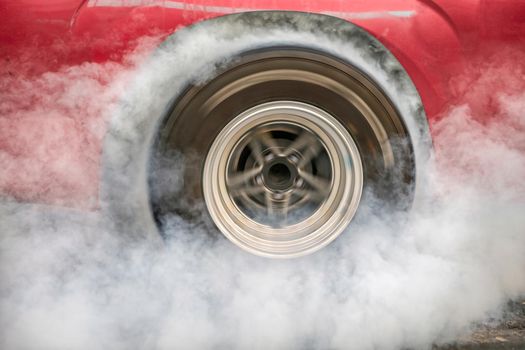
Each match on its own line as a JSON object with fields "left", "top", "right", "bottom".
{"left": 101, "top": 12, "right": 431, "bottom": 254}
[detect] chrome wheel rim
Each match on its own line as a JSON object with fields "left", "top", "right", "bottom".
{"left": 203, "top": 101, "right": 363, "bottom": 258}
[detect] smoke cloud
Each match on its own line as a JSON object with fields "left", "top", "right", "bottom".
{"left": 0, "top": 30, "right": 524, "bottom": 350}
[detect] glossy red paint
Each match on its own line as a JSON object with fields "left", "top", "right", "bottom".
{"left": 1, "top": 0, "right": 524, "bottom": 207}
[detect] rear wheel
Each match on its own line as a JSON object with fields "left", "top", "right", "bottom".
{"left": 150, "top": 48, "right": 415, "bottom": 258}
{"left": 102, "top": 12, "right": 431, "bottom": 258}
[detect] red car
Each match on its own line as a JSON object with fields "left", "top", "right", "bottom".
{"left": 1, "top": 0, "right": 524, "bottom": 257}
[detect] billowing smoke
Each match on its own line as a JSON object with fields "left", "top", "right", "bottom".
{"left": 0, "top": 26, "right": 524, "bottom": 350}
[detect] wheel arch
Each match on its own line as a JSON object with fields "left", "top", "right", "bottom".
{"left": 100, "top": 11, "right": 432, "bottom": 237}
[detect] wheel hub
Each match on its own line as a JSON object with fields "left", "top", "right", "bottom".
{"left": 263, "top": 157, "right": 297, "bottom": 192}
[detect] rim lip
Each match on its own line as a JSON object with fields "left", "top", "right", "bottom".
{"left": 203, "top": 101, "right": 363, "bottom": 258}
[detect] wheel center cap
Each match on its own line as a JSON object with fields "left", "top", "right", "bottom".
{"left": 262, "top": 157, "right": 297, "bottom": 191}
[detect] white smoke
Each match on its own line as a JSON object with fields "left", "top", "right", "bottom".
{"left": 1, "top": 22, "right": 524, "bottom": 350}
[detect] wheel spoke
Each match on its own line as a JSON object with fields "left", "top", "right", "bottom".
{"left": 227, "top": 166, "right": 262, "bottom": 188}
{"left": 249, "top": 138, "right": 265, "bottom": 166}
{"left": 258, "top": 132, "right": 281, "bottom": 155}
{"left": 265, "top": 192, "right": 274, "bottom": 216}
{"left": 277, "top": 192, "right": 292, "bottom": 221}
{"left": 230, "top": 185, "right": 266, "bottom": 198}
{"left": 282, "top": 131, "right": 312, "bottom": 157}
{"left": 298, "top": 142, "right": 323, "bottom": 168}
{"left": 294, "top": 188, "right": 327, "bottom": 202}
{"left": 299, "top": 170, "right": 332, "bottom": 194}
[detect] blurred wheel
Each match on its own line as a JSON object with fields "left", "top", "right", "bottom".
{"left": 203, "top": 101, "right": 363, "bottom": 257}
{"left": 151, "top": 48, "right": 415, "bottom": 258}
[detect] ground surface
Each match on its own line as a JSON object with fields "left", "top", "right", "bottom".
{"left": 447, "top": 300, "right": 525, "bottom": 349}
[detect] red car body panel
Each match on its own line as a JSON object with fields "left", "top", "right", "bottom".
{"left": 1, "top": 0, "right": 524, "bottom": 208}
